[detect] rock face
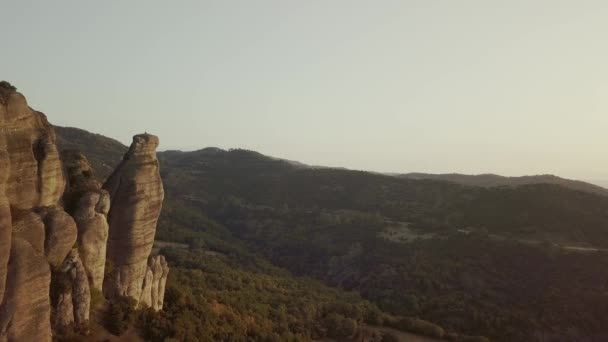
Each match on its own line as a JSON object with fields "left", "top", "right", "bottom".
{"left": 38, "top": 206, "right": 78, "bottom": 267}
{"left": 103, "top": 134, "right": 165, "bottom": 306}
{"left": 140, "top": 255, "right": 170, "bottom": 310}
{"left": 53, "top": 249, "right": 91, "bottom": 332}
{"left": 0, "top": 82, "right": 76, "bottom": 342}
{"left": 0, "top": 87, "right": 64, "bottom": 209}
{"left": 54, "top": 281, "right": 74, "bottom": 334}
{"left": 1, "top": 213, "right": 53, "bottom": 342}
{"left": 63, "top": 150, "right": 110, "bottom": 291}
{"left": 0, "top": 147, "right": 11, "bottom": 307}
{"left": 0, "top": 81, "right": 169, "bottom": 341}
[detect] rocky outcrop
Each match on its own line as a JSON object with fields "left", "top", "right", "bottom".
{"left": 63, "top": 150, "right": 110, "bottom": 291}
{"left": 0, "top": 82, "right": 76, "bottom": 342}
{"left": 155, "top": 256, "right": 169, "bottom": 311}
{"left": 0, "top": 146, "right": 10, "bottom": 307}
{"left": 103, "top": 134, "right": 165, "bottom": 306}
{"left": 54, "top": 282, "right": 74, "bottom": 334}
{"left": 74, "top": 192, "right": 109, "bottom": 291}
{"left": 38, "top": 206, "right": 78, "bottom": 267}
{"left": 140, "top": 255, "right": 169, "bottom": 310}
{"left": 53, "top": 249, "right": 91, "bottom": 334}
{"left": 0, "top": 208, "right": 76, "bottom": 341}
{"left": 0, "top": 86, "right": 64, "bottom": 209}
{"left": 1, "top": 212, "right": 53, "bottom": 342}
{"left": 0, "top": 81, "right": 168, "bottom": 341}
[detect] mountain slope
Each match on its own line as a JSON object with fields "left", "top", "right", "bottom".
{"left": 55, "top": 126, "right": 608, "bottom": 341}
{"left": 54, "top": 126, "right": 127, "bottom": 180}
{"left": 155, "top": 148, "right": 608, "bottom": 247}
{"left": 155, "top": 149, "right": 608, "bottom": 341}
{"left": 401, "top": 172, "right": 608, "bottom": 196}
{"left": 55, "top": 128, "right": 456, "bottom": 341}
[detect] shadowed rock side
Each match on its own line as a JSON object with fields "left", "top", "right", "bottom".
{"left": 103, "top": 134, "right": 166, "bottom": 307}
{"left": 38, "top": 206, "right": 78, "bottom": 267}
{"left": 0, "top": 82, "right": 78, "bottom": 342}
{"left": 1, "top": 212, "right": 53, "bottom": 342}
{"left": 140, "top": 255, "right": 169, "bottom": 311}
{"left": 63, "top": 150, "right": 110, "bottom": 291}
{"left": 52, "top": 249, "right": 91, "bottom": 333}
{"left": 0, "top": 142, "right": 11, "bottom": 308}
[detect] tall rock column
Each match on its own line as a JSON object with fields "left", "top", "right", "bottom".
{"left": 140, "top": 255, "right": 170, "bottom": 311}
{"left": 52, "top": 249, "right": 91, "bottom": 334}
{"left": 0, "top": 82, "right": 76, "bottom": 342}
{"left": 0, "top": 130, "right": 11, "bottom": 307}
{"left": 63, "top": 151, "right": 110, "bottom": 291}
{"left": 103, "top": 134, "right": 165, "bottom": 306}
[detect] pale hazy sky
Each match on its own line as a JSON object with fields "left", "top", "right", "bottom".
{"left": 3, "top": 1, "right": 608, "bottom": 182}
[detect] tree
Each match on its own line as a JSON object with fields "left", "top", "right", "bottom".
{"left": 106, "top": 296, "right": 137, "bottom": 335}
{"left": 0, "top": 81, "right": 16, "bottom": 91}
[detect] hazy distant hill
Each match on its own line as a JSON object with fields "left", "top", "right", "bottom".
{"left": 55, "top": 126, "right": 608, "bottom": 196}
{"left": 400, "top": 172, "right": 608, "bottom": 196}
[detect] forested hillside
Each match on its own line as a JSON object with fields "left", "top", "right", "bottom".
{"left": 157, "top": 148, "right": 608, "bottom": 247}
{"left": 54, "top": 126, "right": 127, "bottom": 179}
{"left": 401, "top": 172, "right": 608, "bottom": 196}
{"left": 56, "top": 127, "right": 608, "bottom": 341}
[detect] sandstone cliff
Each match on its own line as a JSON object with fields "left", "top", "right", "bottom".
{"left": 103, "top": 134, "right": 165, "bottom": 308}
{"left": 53, "top": 249, "right": 91, "bottom": 333}
{"left": 140, "top": 255, "right": 169, "bottom": 311}
{"left": 63, "top": 150, "right": 110, "bottom": 291}
{"left": 0, "top": 81, "right": 75, "bottom": 342}
{"left": 0, "top": 81, "right": 168, "bottom": 341}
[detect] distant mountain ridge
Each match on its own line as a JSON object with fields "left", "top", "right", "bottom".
{"left": 54, "top": 126, "right": 608, "bottom": 197}
{"left": 53, "top": 125, "right": 608, "bottom": 249}
{"left": 400, "top": 172, "right": 608, "bottom": 196}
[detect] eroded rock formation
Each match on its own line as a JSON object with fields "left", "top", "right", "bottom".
{"left": 1, "top": 89, "right": 64, "bottom": 209}
{"left": 39, "top": 206, "right": 78, "bottom": 267}
{"left": 140, "top": 255, "right": 169, "bottom": 310}
{"left": 0, "top": 149, "right": 10, "bottom": 309}
{"left": 0, "top": 81, "right": 168, "bottom": 341}
{"left": 53, "top": 249, "right": 91, "bottom": 333}
{"left": 103, "top": 134, "right": 165, "bottom": 306}
{"left": 0, "top": 82, "right": 74, "bottom": 342}
{"left": 63, "top": 150, "right": 110, "bottom": 291}
{"left": 2, "top": 212, "right": 53, "bottom": 342}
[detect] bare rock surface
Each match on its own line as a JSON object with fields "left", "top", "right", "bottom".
{"left": 0, "top": 215, "right": 52, "bottom": 342}
{"left": 140, "top": 255, "right": 169, "bottom": 310}
{"left": 0, "top": 82, "right": 169, "bottom": 340}
{"left": 74, "top": 191, "right": 110, "bottom": 291}
{"left": 38, "top": 206, "right": 78, "bottom": 268}
{"left": 52, "top": 249, "right": 91, "bottom": 334}
{"left": 63, "top": 150, "right": 110, "bottom": 290}
{"left": 53, "top": 281, "right": 74, "bottom": 333}
{"left": 64, "top": 249, "right": 91, "bottom": 327}
{"left": 154, "top": 255, "right": 169, "bottom": 311}
{"left": 0, "top": 83, "right": 73, "bottom": 342}
{"left": 103, "top": 134, "right": 165, "bottom": 304}
{"left": 0, "top": 148, "right": 10, "bottom": 306}
{"left": 0, "top": 86, "right": 64, "bottom": 209}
